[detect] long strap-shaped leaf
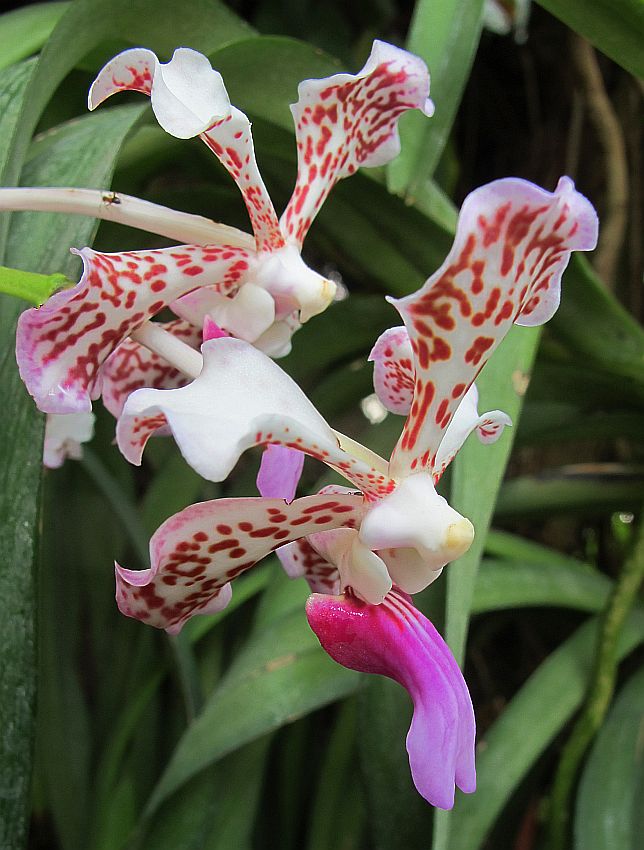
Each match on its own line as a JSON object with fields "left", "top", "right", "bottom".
{"left": 0, "top": 58, "right": 41, "bottom": 850}
{"left": 387, "top": 0, "right": 484, "bottom": 198}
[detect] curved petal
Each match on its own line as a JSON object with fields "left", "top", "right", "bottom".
{"left": 17, "top": 244, "right": 253, "bottom": 413}
{"left": 117, "top": 338, "right": 395, "bottom": 499}
{"left": 200, "top": 107, "right": 283, "bottom": 251}
{"left": 306, "top": 588, "right": 476, "bottom": 808}
{"left": 117, "top": 492, "right": 364, "bottom": 634}
{"left": 89, "top": 47, "right": 231, "bottom": 139}
{"left": 101, "top": 319, "right": 202, "bottom": 418}
{"left": 389, "top": 176, "right": 598, "bottom": 478}
{"left": 256, "top": 444, "right": 305, "bottom": 502}
{"left": 369, "top": 325, "right": 415, "bottom": 415}
{"left": 358, "top": 472, "right": 474, "bottom": 585}
{"left": 281, "top": 40, "right": 433, "bottom": 248}
{"left": 432, "top": 384, "right": 512, "bottom": 480}
{"left": 174, "top": 282, "right": 275, "bottom": 342}
{"left": 43, "top": 411, "right": 95, "bottom": 469}
{"left": 90, "top": 48, "right": 282, "bottom": 251}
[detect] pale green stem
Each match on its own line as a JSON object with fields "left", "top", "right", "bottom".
{"left": 547, "top": 508, "right": 644, "bottom": 849}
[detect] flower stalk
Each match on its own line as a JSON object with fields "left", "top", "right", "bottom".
{"left": 547, "top": 508, "right": 644, "bottom": 849}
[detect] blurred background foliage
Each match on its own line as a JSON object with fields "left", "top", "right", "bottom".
{"left": 0, "top": 1, "right": 642, "bottom": 849}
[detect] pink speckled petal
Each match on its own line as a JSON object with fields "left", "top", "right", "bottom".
{"left": 101, "top": 319, "right": 202, "bottom": 418}
{"left": 200, "top": 108, "right": 284, "bottom": 251}
{"left": 90, "top": 48, "right": 282, "bottom": 252}
{"left": 432, "top": 383, "right": 512, "bottom": 480}
{"left": 16, "top": 244, "right": 253, "bottom": 413}
{"left": 116, "top": 492, "right": 363, "bottom": 634}
{"left": 281, "top": 40, "right": 433, "bottom": 248}
{"left": 389, "top": 177, "right": 598, "bottom": 478}
{"left": 256, "top": 444, "right": 305, "bottom": 502}
{"left": 117, "top": 338, "right": 394, "bottom": 499}
{"left": 369, "top": 326, "right": 415, "bottom": 415}
{"left": 306, "top": 587, "right": 476, "bottom": 808}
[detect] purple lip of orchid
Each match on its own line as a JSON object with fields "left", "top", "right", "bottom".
{"left": 10, "top": 40, "right": 435, "bottom": 417}
{"left": 100, "top": 174, "right": 597, "bottom": 807}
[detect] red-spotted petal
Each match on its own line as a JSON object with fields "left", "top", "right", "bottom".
{"left": 116, "top": 492, "right": 364, "bottom": 634}
{"left": 90, "top": 48, "right": 282, "bottom": 252}
{"left": 200, "top": 108, "right": 284, "bottom": 251}
{"left": 117, "top": 338, "right": 395, "bottom": 499}
{"left": 276, "top": 538, "right": 341, "bottom": 594}
{"left": 306, "top": 588, "right": 476, "bottom": 809}
{"left": 389, "top": 176, "right": 598, "bottom": 478}
{"left": 369, "top": 326, "right": 415, "bottom": 415}
{"left": 432, "top": 384, "right": 511, "bottom": 480}
{"left": 101, "top": 319, "right": 202, "bottom": 418}
{"left": 16, "top": 244, "right": 253, "bottom": 413}
{"left": 281, "top": 40, "right": 433, "bottom": 248}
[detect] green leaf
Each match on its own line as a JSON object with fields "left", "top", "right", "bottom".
{"left": 574, "top": 666, "right": 644, "bottom": 850}
{"left": 133, "top": 738, "right": 271, "bottom": 850}
{"left": 142, "top": 607, "right": 361, "bottom": 817}
{"left": 495, "top": 469, "right": 644, "bottom": 519}
{"left": 535, "top": 0, "right": 644, "bottom": 78}
{"left": 0, "top": 58, "right": 44, "bottom": 850}
{"left": 433, "top": 325, "right": 540, "bottom": 850}
{"left": 447, "top": 611, "right": 644, "bottom": 850}
{"left": 0, "top": 0, "right": 253, "bottom": 192}
{"left": 3, "top": 101, "right": 144, "bottom": 850}
{"left": 473, "top": 558, "right": 612, "bottom": 614}
{"left": 446, "top": 325, "right": 541, "bottom": 663}
{"left": 387, "top": 0, "right": 484, "bottom": 197}
{"left": 550, "top": 255, "right": 644, "bottom": 390}
{"left": 0, "top": 3, "right": 69, "bottom": 71}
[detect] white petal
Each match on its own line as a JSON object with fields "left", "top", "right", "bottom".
{"left": 151, "top": 48, "right": 231, "bottom": 139}
{"left": 359, "top": 473, "right": 474, "bottom": 584}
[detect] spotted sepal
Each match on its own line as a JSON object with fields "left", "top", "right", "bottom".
{"left": 90, "top": 48, "right": 281, "bottom": 251}
{"left": 16, "top": 244, "right": 253, "bottom": 414}
{"left": 276, "top": 538, "right": 341, "bottom": 594}
{"left": 281, "top": 40, "right": 433, "bottom": 248}
{"left": 116, "top": 492, "right": 364, "bottom": 634}
{"left": 101, "top": 319, "right": 202, "bottom": 419}
{"left": 433, "top": 384, "right": 512, "bottom": 481}
{"left": 201, "top": 108, "right": 284, "bottom": 252}
{"left": 369, "top": 326, "right": 415, "bottom": 415}
{"left": 117, "top": 338, "right": 395, "bottom": 499}
{"left": 389, "top": 177, "right": 598, "bottom": 479}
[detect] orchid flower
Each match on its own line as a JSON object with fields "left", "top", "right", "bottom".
{"left": 107, "top": 175, "right": 597, "bottom": 807}
{"left": 11, "top": 41, "right": 433, "bottom": 415}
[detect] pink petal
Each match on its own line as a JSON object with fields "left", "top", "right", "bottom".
{"left": 256, "top": 444, "right": 305, "bottom": 502}
{"left": 16, "top": 244, "right": 253, "bottom": 413}
{"left": 306, "top": 588, "right": 476, "bottom": 808}
{"left": 116, "top": 492, "right": 364, "bottom": 634}
{"left": 389, "top": 176, "right": 598, "bottom": 478}
{"left": 101, "top": 319, "right": 202, "bottom": 418}
{"left": 281, "top": 40, "right": 433, "bottom": 248}
{"left": 117, "top": 338, "right": 395, "bottom": 499}
{"left": 369, "top": 326, "right": 415, "bottom": 415}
